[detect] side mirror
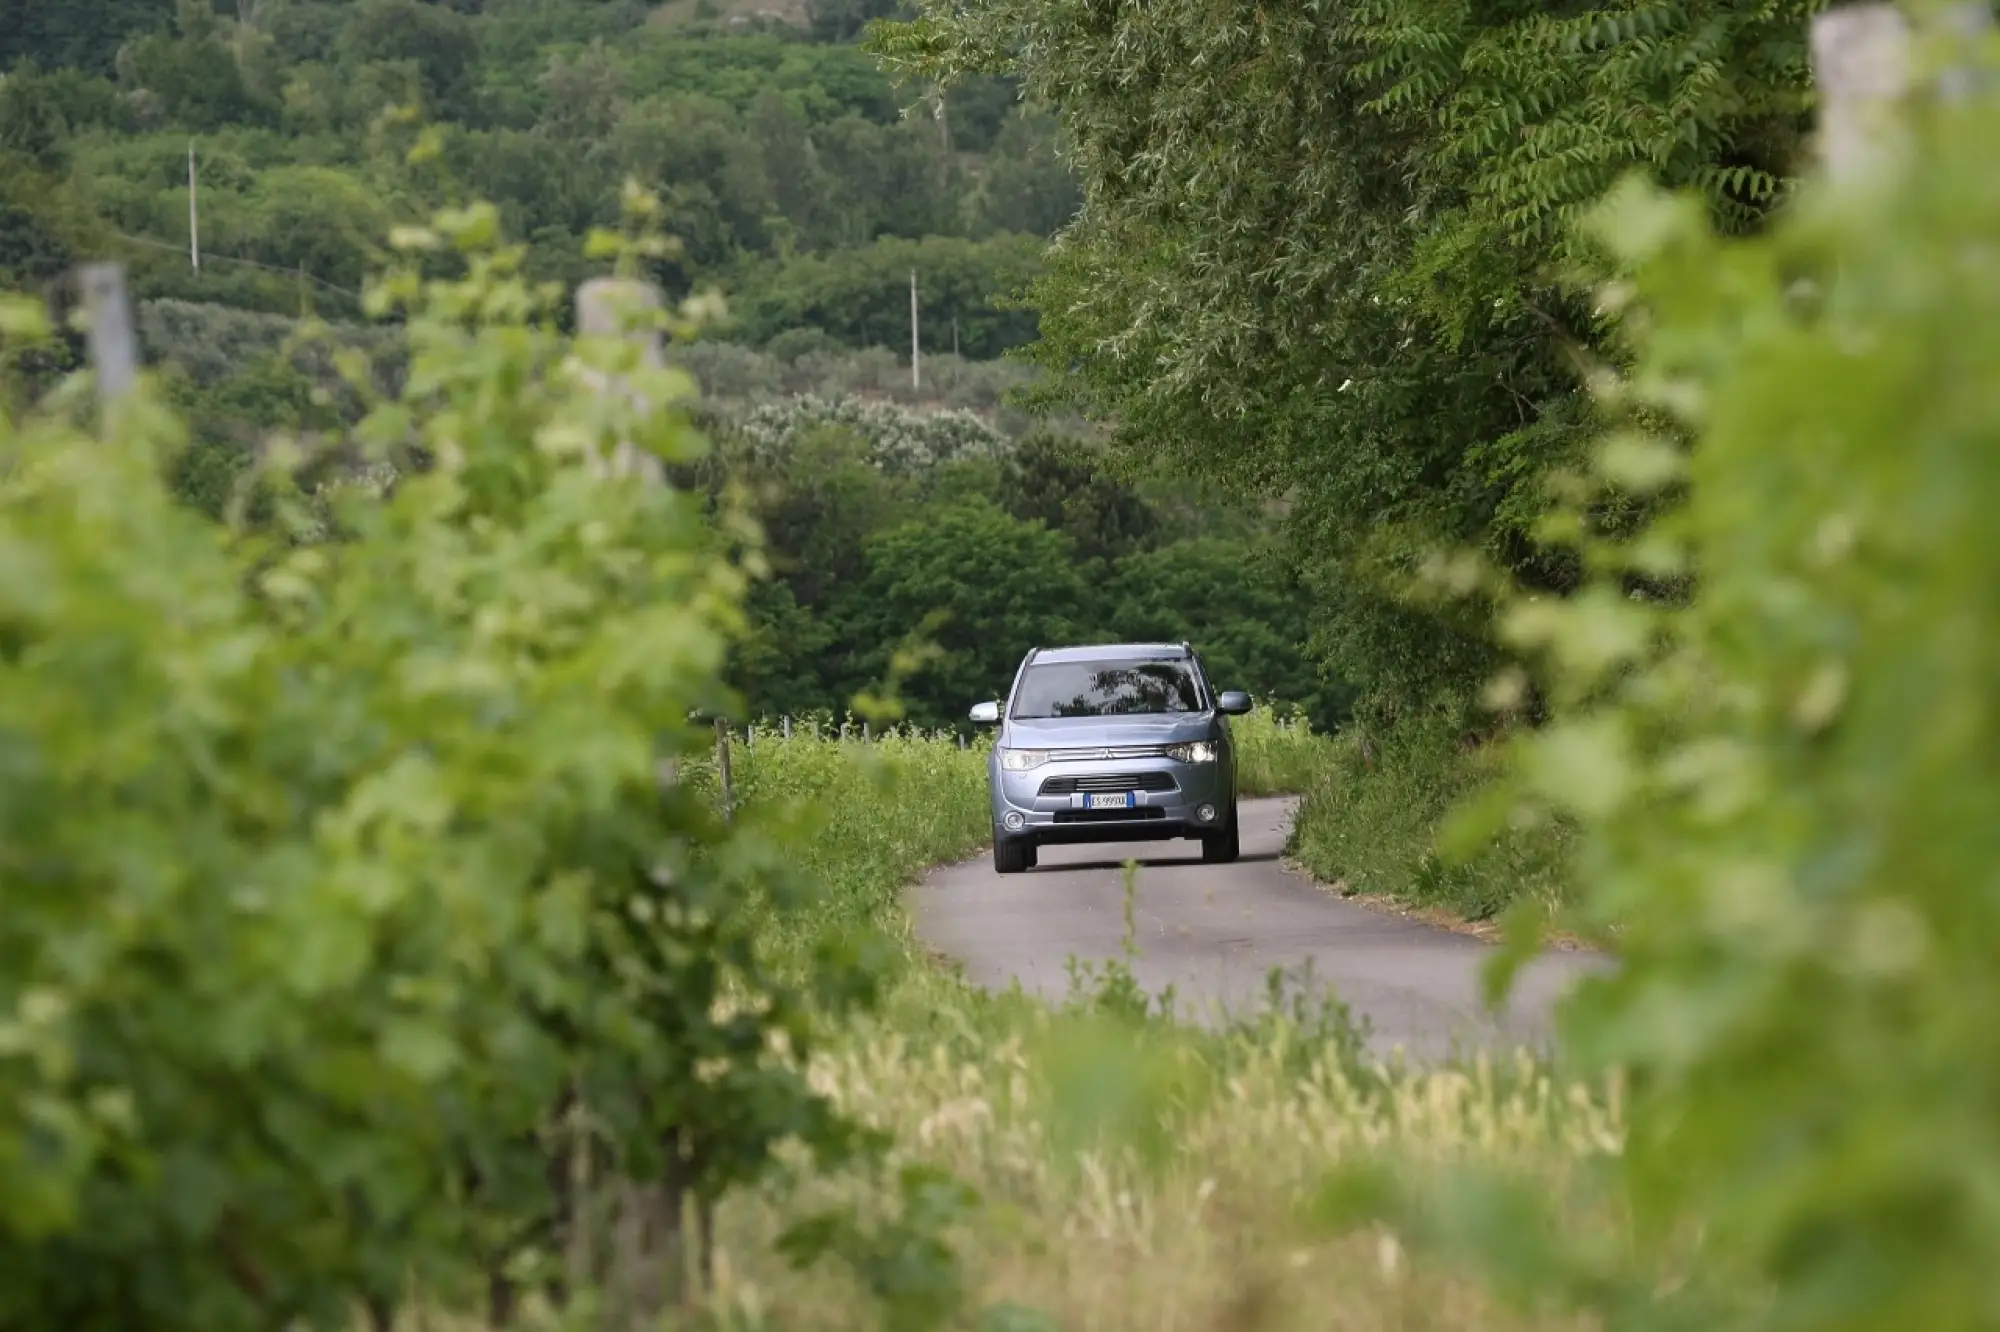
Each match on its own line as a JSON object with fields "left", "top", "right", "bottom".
{"left": 968, "top": 700, "right": 1001, "bottom": 724}
{"left": 1217, "top": 690, "right": 1253, "bottom": 716}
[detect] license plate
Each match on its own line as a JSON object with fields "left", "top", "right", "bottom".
{"left": 1086, "top": 792, "right": 1134, "bottom": 811}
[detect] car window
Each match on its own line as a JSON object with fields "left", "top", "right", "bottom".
{"left": 1010, "top": 660, "right": 1204, "bottom": 718}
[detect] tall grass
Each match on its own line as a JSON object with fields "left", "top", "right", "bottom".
{"left": 1288, "top": 717, "right": 1574, "bottom": 925}
{"left": 707, "top": 1012, "right": 1615, "bottom": 1332}
{"left": 1231, "top": 706, "right": 1330, "bottom": 797}
{"left": 727, "top": 722, "right": 990, "bottom": 959}
{"left": 612, "top": 717, "right": 1614, "bottom": 1332}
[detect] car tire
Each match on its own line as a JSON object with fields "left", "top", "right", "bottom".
{"left": 1199, "top": 805, "right": 1240, "bottom": 864}
{"left": 994, "top": 835, "right": 1032, "bottom": 875}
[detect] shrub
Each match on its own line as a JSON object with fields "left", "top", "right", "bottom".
{"left": 734, "top": 393, "right": 1008, "bottom": 476}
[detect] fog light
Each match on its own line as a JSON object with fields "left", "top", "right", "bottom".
{"left": 1003, "top": 811, "right": 1026, "bottom": 831}
{"left": 1196, "top": 803, "right": 1217, "bottom": 823}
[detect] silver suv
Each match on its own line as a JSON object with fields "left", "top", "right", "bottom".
{"left": 969, "top": 642, "right": 1252, "bottom": 875}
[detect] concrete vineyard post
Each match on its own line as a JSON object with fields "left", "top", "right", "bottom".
{"left": 79, "top": 263, "right": 138, "bottom": 411}
{"left": 574, "top": 277, "right": 668, "bottom": 485}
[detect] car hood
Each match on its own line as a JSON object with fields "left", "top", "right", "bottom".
{"left": 1001, "top": 713, "right": 1218, "bottom": 749}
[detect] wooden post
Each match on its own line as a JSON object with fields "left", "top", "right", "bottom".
{"left": 714, "top": 718, "right": 734, "bottom": 823}
{"left": 79, "top": 263, "right": 138, "bottom": 409}
{"left": 781, "top": 715, "right": 792, "bottom": 741}
{"left": 575, "top": 277, "right": 668, "bottom": 485}
{"left": 909, "top": 269, "right": 920, "bottom": 393}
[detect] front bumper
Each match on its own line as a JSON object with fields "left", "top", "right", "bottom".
{"left": 989, "top": 756, "right": 1232, "bottom": 844}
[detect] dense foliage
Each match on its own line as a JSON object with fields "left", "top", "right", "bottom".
{"left": 1515, "top": 81, "right": 1999, "bottom": 1332}
{"left": 1296, "top": 18, "right": 2000, "bottom": 1332}
{"left": 0, "top": 0, "right": 1073, "bottom": 354}
{"left": 693, "top": 414, "right": 1351, "bottom": 731}
{"left": 871, "top": 0, "right": 1820, "bottom": 724}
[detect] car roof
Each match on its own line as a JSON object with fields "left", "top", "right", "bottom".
{"left": 1028, "top": 642, "right": 1192, "bottom": 665}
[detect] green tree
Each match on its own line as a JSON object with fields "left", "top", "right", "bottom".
{"left": 748, "top": 89, "right": 832, "bottom": 248}
{"left": 735, "top": 421, "right": 913, "bottom": 615}
{"left": 808, "top": 0, "right": 911, "bottom": 45}
{"left": 612, "top": 94, "right": 777, "bottom": 272}
{"left": 535, "top": 40, "right": 626, "bottom": 143}
{"left": 0, "top": 66, "right": 75, "bottom": 170}
{"left": 941, "top": 73, "right": 1017, "bottom": 154}
{"left": 811, "top": 113, "right": 959, "bottom": 245}
{"left": 237, "top": 166, "right": 396, "bottom": 293}
{"left": 1108, "top": 538, "right": 1351, "bottom": 731}
{"left": 973, "top": 103, "right": 1076, "bottom": 238}
{"left": 0, "top": 157, "right": 110, "bottom": 292}
{"left": 337, "top": 0, "right": 479, "bottom": 122}
{"left": 732, "top": 233, "right": 1041, "bottom": 357}
{"left": 122, "top": 16, "right": 268, "bottom": 131}
{"left": 997, "top": 431, "right": 1157, "bottom": 565}
{"left": 837, "top": 499, "right": 1087, "bottom": 726}
{"left": 872, "top": 0, "right": 1819, "bottom": 721}
{"left": 0, "top": 0, "right": 176, "bottom": 75}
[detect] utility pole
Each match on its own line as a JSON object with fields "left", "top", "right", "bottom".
{"left": 188, "top": 141, "right": 200, "bottom": 273}
{"left": 909, "top": 268, "right": 920, "bottom": 392}
{"left": 188, "top": 143, "right": 199, "bottom": 272}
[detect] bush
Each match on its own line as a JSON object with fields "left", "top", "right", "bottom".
{"left": 734, "top": 393, "right": 1007, "bottom": 475}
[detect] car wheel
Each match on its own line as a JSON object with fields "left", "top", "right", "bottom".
{"left": 994, "top": 835, "right": 1032, "bottom": 875}
{"left": 1200, "top": 805, "right": 1240, "bottom": 864}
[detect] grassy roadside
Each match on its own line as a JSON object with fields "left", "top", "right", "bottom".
{"left": 641, "top": 712, "right": 1618, "bottom": 1332}
{"left": 719, "top": 707, "right": 1343, "bottom": 961}
{"left": 1285, "top": 716, "right": 1575, "bottom": 928}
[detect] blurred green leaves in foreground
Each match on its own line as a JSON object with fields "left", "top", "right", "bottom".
{"left": 0, "top": 193, "right": 894, "bottom": 1329}
{"left": 1365, "top": 21, "right": 2000, "bottom": 1332}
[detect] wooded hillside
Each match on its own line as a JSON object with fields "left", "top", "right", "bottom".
{"left": 0, "top": 0, "right": 1069, "bottom": 348}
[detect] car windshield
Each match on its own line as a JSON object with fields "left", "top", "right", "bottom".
{"left": 1010, "top": 660, "right": 1204, "bottom": 718}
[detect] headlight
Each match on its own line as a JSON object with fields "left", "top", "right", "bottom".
{"left": 1165, "top": 741, "right": 1219, "bottom": 764}
{"left": 1000, "top": 748, "right": 1051, "bottom": 772}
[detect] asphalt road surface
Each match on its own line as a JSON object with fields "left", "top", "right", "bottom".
{"left": 913, "top": 797, "right": 1612, "bottom": 1062}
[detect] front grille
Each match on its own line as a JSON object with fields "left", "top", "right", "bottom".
{"left": 1040, "top": 772, "right": 1176, "bottom": 796}
{"left": 1051, "top": 744, "right": 1170, "bottom": 761}
{"left": 1053, "top": 806, "right": 1167, "bottom": 824}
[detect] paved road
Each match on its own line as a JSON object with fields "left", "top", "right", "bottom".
{"left": 912, "top": 797, "right": 1612, "bottom": 1062}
